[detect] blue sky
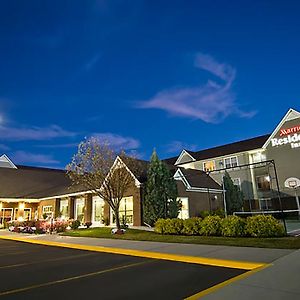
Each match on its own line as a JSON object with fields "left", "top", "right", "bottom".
{"left": 0, "top": 0, "right": 299, "bottom": 168}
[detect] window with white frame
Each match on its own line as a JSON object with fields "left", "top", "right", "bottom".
{"left": 59, "top": 199, "right": 69, "bottom": 218}
{"left": 203, "top": 161, "right": 215, "bottom": 172}
{"left": 42, "top": 206, "right": 53, "bottom": 218}
{"left": 232, "top": 178, "right": 241, "bottom": 187}
{"left": 92, "top": 196, "right": 105, "bottom": 224}
{"left": 177, "top": 197, "right": 189, "bottom": 219}
{"left": 75, "top": 198, "right": 85, "bottom": 223}
{"left": 224, "top": 156, "right": 238, "bottom": 168}
{"left": 259, "top": 198, "right": 272, "bottom": 210}
{"left": 112, "top": 197, "right": 133, "bottom": 225}
{"left": 252, "top": 152, "right": 266, "bottom": 163}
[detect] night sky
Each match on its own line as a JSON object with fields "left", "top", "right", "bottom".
{"left": 0, "top": 0, "right": 299, "bottom": 168}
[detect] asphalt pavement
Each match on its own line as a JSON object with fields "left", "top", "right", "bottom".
{"left": 0, "top": 239, "right": 245, "bottom": 300}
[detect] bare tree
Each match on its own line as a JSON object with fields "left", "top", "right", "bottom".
{"left": 66, "top": 137, "right": 138, "bottom": 231}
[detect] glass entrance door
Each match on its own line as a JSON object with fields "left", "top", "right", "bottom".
{"left": 92, "top": 196, "right": 104, "bottom": 226}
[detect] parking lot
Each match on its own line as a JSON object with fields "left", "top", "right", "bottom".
{"left": 0, "top": 239, "right": 246, "bottom": 299}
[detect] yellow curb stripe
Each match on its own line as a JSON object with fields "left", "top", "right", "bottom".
{"left": 0, "top": 260, "right": 149, "bottom": 297}
{"left": 0, "top": 235, "right": 265, "bottom": 270}
{"left": 185, "top": 263, "right": 272, "bottom": 299}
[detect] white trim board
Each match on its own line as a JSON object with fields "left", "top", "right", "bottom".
{"left": 0, "top": 154, "right": 17, "bottom": 169}
{"left": 175, "top": 150, "right": 196, "bottom": 165}
{"left": 262, "top": 108, "right": 300, "bottom": 149}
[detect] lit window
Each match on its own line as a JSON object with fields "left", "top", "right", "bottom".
{"left": 59, "top": 200, "right": 69, "bottom": 218}
{"left": 224, "top": 156, "right": 238, "bottom": 168}
{"left": 113, "top": 197, "right": 133, "bottom": 225}
{"left": 203, "top": 161, "right": 215, "bottom": 172}
{"left": 256, "top": 175, "right": 271, "bottom": 191}
{"left": 42, "top": 206, "right": 53, "bottom": 218}
{"left": 177, "top": 197, "right": 189, "bottom": 219}
{"left": 75, "top": 198, "right": 85, "bottom": 223}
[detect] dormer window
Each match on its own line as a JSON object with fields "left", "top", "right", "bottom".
{"left": 203, "top": 161, "right": 215, "bottom": 172}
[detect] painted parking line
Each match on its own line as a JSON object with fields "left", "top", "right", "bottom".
{"left": 0, "top": 260, "right": 150, "bottom": 297}
{"left": 0, "top": 235, "right": 266, "bottom": 270}
{"left": 0, "top": 252, "right": 96, "bottom": 270}
{"left": 185, "top": 264, "right": 271, "bottom": 299}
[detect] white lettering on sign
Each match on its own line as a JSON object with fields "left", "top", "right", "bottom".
{"left": 280, "top": 125, "right": 300, "bottom": 136}
{"left": 271, "top": 133, "right": 300, "bottom": 148}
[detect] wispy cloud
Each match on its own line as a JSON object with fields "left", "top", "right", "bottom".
{"left": 84, "top": 54, "right": 101, "bottom": 71}
{"left": 164, "top": 141, "right": 198, "bottom": 154}
{"left": 35, "top": 143, "right": 79, "bottom": 149}
{"left": 0, "top": 125, "right": 77, "bottom": 141}
{"left": 137, "top": 53, "right": 256, "bottom": 123}
{"left": 11, "top": 151, "right": 60, "bottom": 165}
{"left": 93, "top": 133, "right": 140, "bottom": 150}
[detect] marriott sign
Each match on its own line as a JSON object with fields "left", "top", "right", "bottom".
{"left": 271, "top": 124, "right": 300, "bottom": 149}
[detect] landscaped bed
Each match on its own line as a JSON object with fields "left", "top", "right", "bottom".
{"left": 62, "top": 227, "right": 300, "bottom": 249}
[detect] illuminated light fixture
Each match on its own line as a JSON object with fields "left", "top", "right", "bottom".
{"left": 17, "top": 217, "right": 24, "bottom": 222}
{"left": 19, "top": 202, "right": 25, "bottom": 210}
{"left": 266, "top": 176, "right": 271, "bottom": 182}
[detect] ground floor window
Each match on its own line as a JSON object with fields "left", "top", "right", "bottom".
{"left": 59, "top": 199, "right": 69, "bottom": 219}
{"left": 92, "top": 196, "right": 105, "bottom": 224}
{"left": 259, "top": 198, "right": 272, "bottom": 210}
{"left": 14, "top": 207, "right": 31, "bottom": 221}
{"left": 177, "top": 197, "right": 189, "bottom": 219}
{"left": 0, "top": 208, "right": 13, "bottom": 224}
{"left": 112, "top": 197, "right": 133, "bottom": 225}
{"left": 75, "top": 198, "right": 85, "bottom": 223}
{"left": 42, "top": 206, "right": 53, "bottom": 218}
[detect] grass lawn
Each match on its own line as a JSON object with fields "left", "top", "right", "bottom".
{"left": 62, "top": 227, "right": 300, "bottom": 249}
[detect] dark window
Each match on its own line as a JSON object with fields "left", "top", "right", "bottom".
{"left": 256, "top": 175, "right": 271, "bottom": 191}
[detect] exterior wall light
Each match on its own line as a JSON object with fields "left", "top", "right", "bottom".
{"left": 19, "top": 202, "right": 25, "bottom": 210}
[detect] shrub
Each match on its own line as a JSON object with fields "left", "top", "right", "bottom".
{"left": 200, "top": 215, "right": 222, "bottom": 236}
{"left": 55, "top": 220, "right": 69, "bottom": 232}
{"left": 70, "top": 220, "right": 81, "bottom": 230}
{"left": 199, "top": 210, "right": 211, "bottom": 219}
{"left": 154, "top": 218, "right": 184, "bottom": 235}
{"left": 166, "top": 218, "right": 184, "bottom": 235}
{"left": 154, "top": 218, "right": 167, "bottom": 234}
{"left": 213, "top": 208, "right": 225, "bottom": 218}
{"left": 182, "top": 218, "right": 202, "bottom": 235}
{"left": 221, "top": 215, "right": 246, "bottom": 237}
{"left": 246, "top": 215, "right": 285, "bottom": 237}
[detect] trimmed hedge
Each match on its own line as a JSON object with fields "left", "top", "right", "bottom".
{"left": 200, "top": 215, "right": 222, "bottom": 236}
{"left": 221, "top": 215, "right": 246, "bottom": 237}
{"left": 246, "top": 215, "right": 285, "bottom": 237}
{"left": 182, "top": 217, "right": 202, "bottom": 235}
{"left": 154, "top": 215, "right": 285, "bottom": 238}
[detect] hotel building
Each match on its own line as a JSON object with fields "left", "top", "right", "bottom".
{"left": 0, "top": 108, "right": 299, "bottom": 226}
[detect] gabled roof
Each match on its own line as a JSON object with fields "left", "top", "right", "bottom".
{"left": 0, "top": 154, "right": 17, "bottom": 169}
{"left": 173, "top": 134, "right": 270, "bottom": 165}
{"left": 262, "top": 108, "right": 300, "bottom": 148}
{"left": 174, "top": 149, "right": 196, "bottom": 165}
{"left": 118, "top": 156, "right": 149, "bottom": 184}
{"left": 174, "top": 168, "right": 222, "bottom": 191}
{"left": 0, "top": 165, "right": 86, "bottom": 199}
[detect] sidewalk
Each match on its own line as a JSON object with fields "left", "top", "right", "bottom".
{"left": 0, "top": 230, "right": 299, "bottom": 299}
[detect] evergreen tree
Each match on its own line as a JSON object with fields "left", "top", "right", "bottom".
{"left": 223, "top": 171, "right": 244, "bottom": 214}
{"left": 143, "top": 149, "right": 180, "bottom": 226}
